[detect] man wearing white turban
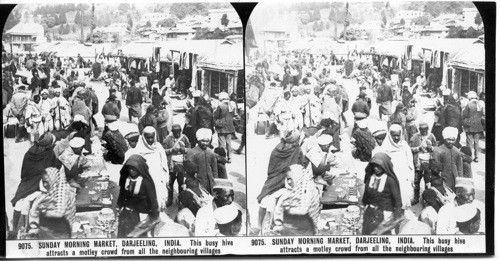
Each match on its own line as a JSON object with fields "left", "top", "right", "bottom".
{"left": 378, "top": 124, "right": 415, "bottom": 208}
{"left": 433, "top": 127, "right": 463, "bottom": 192}
{"left": 186, "top": 128, "right": 218, "bottom": 194}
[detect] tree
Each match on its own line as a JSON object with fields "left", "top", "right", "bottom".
{"left": 170, "top": 3, "right": 208, "bottom": 20}
{"left": 325, "top": 22, "right": 330, "bottom": 30}
{"left": 3, "top": 8, "right": 22, "bottom": 32}
{"left": 221, "top": 14, "right": 229, "bottom": 28}
{"left": 412, "top": 16, "right": 431, "bottom": 26}
{"left": 146, "top": 21, "right": 152, "bottom": 27}
{"left": 319, "top": 21, "right": 324, "bottom": 31}
{"left": 76, "top": 3, "right": 90, "bottom": 12}
{"left": 328, "top": 8, "right": 336, "bottom": 22}
{"left": 157, "top": 18, "right": 176, "bottom": 28}
{"left": 308, "top": 10, "right": 314, "bottom": 22}
{"left": 127, "top": 16, "right": 133, "bottom": 30}
{"left": 381, "top": 11, "right": 387, "bottom": 27}
{"left": 46, "top": 16, "right": 57, "bottom": 28}
{"left": 118, "top": 3, "right": 130, "bottom": 13}
{"left": 58, "top": 11, "right": 67, "bottom": 24}
{"left": 58, "top": 25, "right": 64, "bottom": 34}
{"left": 313, "top": 21, "right": 319, "bottom": 31}
{"left": 400, "top": 18, "right": 405, "bottom": 26}
{"left": 313, "top": 8, "right": 321, "bottom": 21}
{"left": 64, "top": 23, "right": 70, "bottom": 34}
{"left": 74, "top": 11, "right": 82, "bottom": 25}
{"left": 474, "top": 13, "right": 483, "bottom": 28}
{"left": 72, "top": 24, "right": 77, "bottom": 33}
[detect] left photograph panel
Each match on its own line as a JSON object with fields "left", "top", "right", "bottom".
{"left": 3, "top": 2, "right": 246, "bottom": 242}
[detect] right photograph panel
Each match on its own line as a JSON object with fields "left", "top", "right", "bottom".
{"left": 245, "top": 1, "right": 486, "bottom": 237}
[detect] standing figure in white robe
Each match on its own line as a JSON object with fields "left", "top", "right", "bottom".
{"left": 378, "top": 124, "right": 415, "bottom": 208}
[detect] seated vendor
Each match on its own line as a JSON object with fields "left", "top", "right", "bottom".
{"left": 29, "top": 167, "right": 76, "bottom": 239}
{"left": 58, "top": 137, "right": 89, "bottom": 189}
{"left": 272, "top": 164, "right": 321, "bottom": 236}
{"left": 305, "top": 134, "right": 341, "bottom": 186}
{"left": 117, "top": 155, "right": 159, "bottom": 238}
{"left": 213, "top": 204, "right": 244, "bottom": 236}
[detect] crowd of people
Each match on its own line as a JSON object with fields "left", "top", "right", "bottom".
{"left": 4, "top": 51, "right": 245, "bottom": 239}
{"left": 249, "top": 49, "right": 485, "bottom": 236}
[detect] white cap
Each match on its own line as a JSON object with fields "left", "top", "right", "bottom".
{"left": 357, "top": 118, "right": 368, "bottom": 129}
{"left": 213, "top": 204, "right": 239, "bottom": 225}
{"left": 317, "top": 134, "right": 333, "bottom": 146}
{"left": 108, "top": 121, "right": 119, "bottom": 131}
{"left": 73, "top": 114, "right": 88, "bottom": 125}
{"left": 192, "top": 90, "right": 202, "bottom": 97}
{"left": 196, "top": 128, "right": 212, "bottom": 141}
{"left": 69, "top": 137, "right": 85, "bottom": 148}
{"left": 455, "top": 204, "right": 479, "bottom": 223}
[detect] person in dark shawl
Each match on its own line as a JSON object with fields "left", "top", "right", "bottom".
{"left": 362, "top": 152, "right": 403, "bottom": 235}
{"left": 101, "top": 89, "right": 121, "bottom": 138}
{"left": 139, "top": 105, "right": 158, "bottom": 135}
{"left": 11, "top": 133, "right": 60, "bottom": 232}
{"left": 125, "top": 80, "right": 143, "bottom": 123}
{"left": 117, "top": 155, "right": 159, "bottom": 237}
{"left": 102, "top": 121, "right": 128, "bottom": 164}
{"left": 440, "top": 93, "right": 462, "bottom": 146}
{"left": 256, "top": 130, "right": 305, "bottom": 234}
{"left": 193, "top": 95, "right": 215, "bottom": 137}
{"left": 376, "top": 78, "right": 393, "bottom": 120}
{"left": 151, "top": 87, "right": 163, "bottom": 109}
{"left": 351, "top": 119, "right": 377, "bottom": 162}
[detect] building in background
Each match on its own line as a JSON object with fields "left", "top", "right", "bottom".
{"left": 4, "top": 16, "right": 46, "bottom": 53}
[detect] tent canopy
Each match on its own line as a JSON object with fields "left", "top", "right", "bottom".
{"left": 35, "top": 41, "right": 114, "bottom": 59}
{"left": 111, "top": 41, "right": 156, "bottom": 59}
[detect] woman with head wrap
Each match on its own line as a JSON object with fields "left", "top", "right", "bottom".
{"left": 29, "top": 167, "right": 76, "bottom": 239}
{"left": 185, "top": 128, "right": 218, "bottom": 194}
{"left": 138, "top": 105, "right": 158, "bottom": 136}
{"left": 273, "top": 164, "right": 322, "bottom": 236}
{"left": 462, "top": 91, "right": 484, "bottom": 162}
{"left": 378, "top": 124, "right": 415, "bottom": 209}
{"left": 125, "top": 126, "right": 169, "bottom": 210}
{"left": 11, "top": 133, "right": 60, "bottom": 232}
{"left": 362, "top": 152, "right": 403, "bottom": 235}
{"left": 256, "top": 130, "right": 305, "bottom": 234}
{"left": 117, "top": 155, "right": 159, "bottom": 237}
